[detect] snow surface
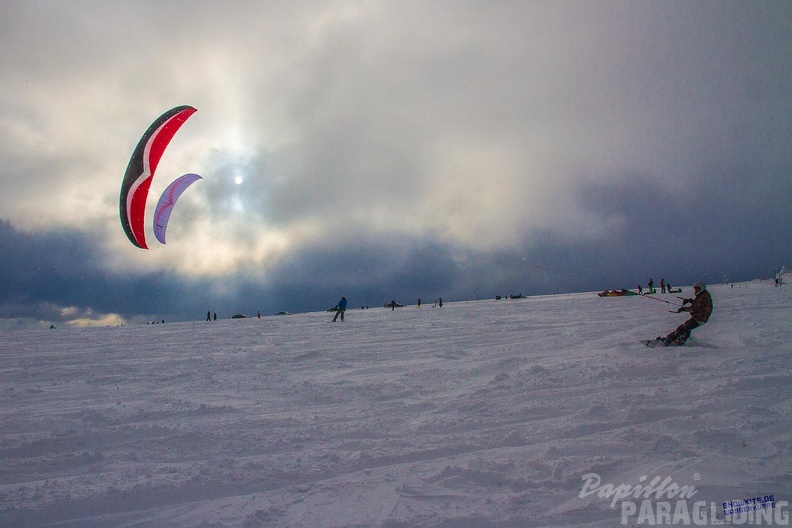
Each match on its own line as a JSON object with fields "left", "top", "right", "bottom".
{"left": 1, "top": 282, "right": 790, "bottom": 527}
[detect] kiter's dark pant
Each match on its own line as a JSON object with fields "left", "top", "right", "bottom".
{"left": 664, "top": 318, "right": 701, "bottom": 344}
{"left": 333, "top": 309, "right": 345, "bottom": 322}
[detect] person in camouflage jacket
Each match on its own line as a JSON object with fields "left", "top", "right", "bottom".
{"left": 660, "top": 282, "right": 713, "bottom": 345}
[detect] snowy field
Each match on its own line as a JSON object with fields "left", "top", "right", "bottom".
{"left": 1, "top": 282, "right": 790, "bottom": 527}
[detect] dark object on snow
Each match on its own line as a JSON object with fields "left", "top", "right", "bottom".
{"left": 231, "top": 314, "right": 248, "bottom": 319}
{"left": 597, "top": 289, "right": 637, "bottom": 297}
{"left": 385, "top": 300, "right": 404, "bottom": 309}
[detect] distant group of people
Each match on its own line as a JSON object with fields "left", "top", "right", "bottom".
{"left": 203, "top": 294, "right": 446, "bottom": 324}
{"left": 334, "top": 296, "right": 443, "bottom": 319}
{"left": 204, "top": 294, "right": 421, "bottom": 324}
{"left": 638, "top": 278, "right": 679, "bottom": 295}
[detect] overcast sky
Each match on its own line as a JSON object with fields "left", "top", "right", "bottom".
{"left": 1, "top": 1, "right": 790, "bottom": 328}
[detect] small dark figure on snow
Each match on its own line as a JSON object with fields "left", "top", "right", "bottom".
{"left": 333, "top": 296, "right": 347, "bottom": 322}
{"left": 659, "top": 282, "right": 713, "bottom": 346}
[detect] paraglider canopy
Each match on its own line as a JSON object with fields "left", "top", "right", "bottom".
{"left": 119, "top": 105, "right": 197, "bottom": 249}
{"left": 153, "top": 173, "right": 203, "bottom": 244}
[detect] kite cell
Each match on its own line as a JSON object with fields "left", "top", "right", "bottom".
{"left": 153, "top": 173, "right": 203, "bottom": 245}
{"left": 120, "top": 105, "right": 197, "bottom": 249}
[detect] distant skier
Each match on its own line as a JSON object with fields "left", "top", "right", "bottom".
{"left": 648, "top": 279, "right": 655, "bottom": 294}
{"left": 332, "top": 296, "right": 347, "bottom": 322}
{"left": 658, "top": 282, "right": 713, "bottom": 346}
{"left": 660, "top": 279, "right": 666, "bottom": 294}
{"left": 207, "top": 311, "right": 211, "bottom": 321}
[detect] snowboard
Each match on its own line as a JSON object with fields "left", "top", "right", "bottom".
{"left": 641, "top": 339, "right": 665, "bottom": 348}
{"left": 642, "top": 338, "right": 686, "bottom": 348}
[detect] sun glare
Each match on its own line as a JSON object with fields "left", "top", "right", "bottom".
{"left": 234, "top": 175, "right": 243, "bottom": 185}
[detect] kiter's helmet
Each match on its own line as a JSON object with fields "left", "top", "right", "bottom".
{"left": 693, "top": 282, "right": 707, "bottom": 293}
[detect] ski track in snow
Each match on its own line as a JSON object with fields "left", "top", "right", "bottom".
{"left": 1, "top": 283, "right": 790, "bottom": 527}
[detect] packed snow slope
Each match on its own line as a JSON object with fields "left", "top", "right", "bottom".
{"left": 1, "top": 283, "right": 790, "bottom": 527}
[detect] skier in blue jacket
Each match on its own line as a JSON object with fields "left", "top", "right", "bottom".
{"left": 332, "top": 296, "right": 348, "bottom": 322}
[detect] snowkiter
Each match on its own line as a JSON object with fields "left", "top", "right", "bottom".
{"left": 659, "top": 282, "right": 712, "bottom": 345}
{"left": 333, "top": 296, "right": 347, "bottom": 322}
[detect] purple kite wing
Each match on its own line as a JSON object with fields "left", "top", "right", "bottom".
{"left": 153, "top": 173, "right": 203, "bottom": 244}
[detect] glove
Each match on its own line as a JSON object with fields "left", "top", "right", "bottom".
{"left": 683, "top": 298, "right": 693, "bottom": 304}
{"left": 676, "top": 307, "right": 686, "bottom": 313}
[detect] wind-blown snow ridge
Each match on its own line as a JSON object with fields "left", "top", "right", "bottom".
{"left": 1, "top": 283, "right": 790, "bottom": 527}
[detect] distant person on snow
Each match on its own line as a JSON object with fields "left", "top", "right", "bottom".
{"left": 333, "top": 296, "right": 347, "bottom": 322}
{"left": 658, "top": 282, "right": 713, "bottom": 346}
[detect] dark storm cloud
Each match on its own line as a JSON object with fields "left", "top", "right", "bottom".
{"left": 572, "top": 163, "right": 792, "bottom": 286}
{"left": 0, "top": 220, "right": 217, "bottom": 325}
